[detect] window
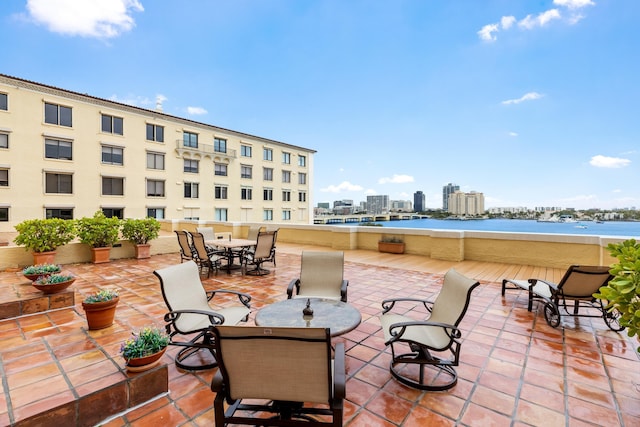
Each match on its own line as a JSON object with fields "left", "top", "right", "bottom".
{"left": 215, "top": 208, "right": 228, "bottom": 221}
{"left": 263, "top": 209, "right": 273, "bottom": 221}
{"left": 146, "top": 152, "right": 165, "bottom": 170}
{"left": 45, "top": 173, "right": 73, "bottom": 194}
{"left": 214, "top": 137, "right": 227, "bottom": 153}
{"left": 101, "top": 114, "right": 123, "bottom": 135}
{"left": 215, "top": 163, "right": 227, "bottom": 176}
{"left": 299, "top": 191, "right": 307, "bottom": 202}
{"left": 263, "top": 167, "right": 273, "bottom": 181}
{"left": 263, "top": 148, "right": 273, "bottom": 161}
{"left": 282, "top": 210, "right": 291, "bottom": 221}
{"left": 263, "top": 188, "right": 273, "bottom": 201}
{"left": 215, "top": 185, "right": 228, "bottom": 199}
{"left": 0, "top": 93, "right": 7, "bottom": 111}
{"left": 241, "top": 187, "right": 252, "bottom": 200}
{"left": 0, "top": 207, "right": 8, "bottom": 222}
{"left": 46, "top": 208, "right": 73, "bottom": 219}
{"left": 298, "top": 172, "right": 307, "bottom": 185}
{"left": 102, "top": 146, "right": 124, "bottom": 165}
{"left": 147, "top": 179, "right": 165, "bottom": 197}
{"left": 282, "top": 170, "right": 291, "bottom": 183}
{"left": 282, "top": 152, "right": 291, "bottom": 164}
{"left": 102, "top": 177, "right": 124, "bottom": 195}
{"left": 102, "top": 208, "right": 124, "bottom": 219}
{"left": 184, "top": 159, "right": 199, "bottom": 173}
{"left": 0, "top": 132, "right": 7, "bottom": 149}
{"left": 0, "top": 169, "right": 8, "bottom": 186}
{"left": 241, "top": 165, "right": 252, "bottom": 179}
{"left": 44, "top": 102, "right": 72, "bottom": 127}
{"left": 298, "top": 155, "right": 306, "bottom": 167}
{"left": 147, "top": 208, "right": 165, "bottom": 219}
{"left": 45, "top": 138, "right": 72, "bottom": 160}
{"left": 183, "top": 131, "right": 198, "bottom": 148}
{"left": 184, "top": 182, "right": 199, "bottom": 198}
{"left": 241, "top": 145, "right": 252, "bottom": 157}
{"left": 146, "top": 124, "right": 164, "bottom": 142}
{"left": 282, "top": 190, "right": 291, "bottom": 202}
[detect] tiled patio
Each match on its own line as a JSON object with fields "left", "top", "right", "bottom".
{"left": 1, "top": 246, "right": 639, "bottom": 426}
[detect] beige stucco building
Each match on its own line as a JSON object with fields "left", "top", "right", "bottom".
{"left": 0, "top": 74, "right": 316, "bottom": 232}
{"left": 448, "top": 190, "right": 485, "bottom": 216}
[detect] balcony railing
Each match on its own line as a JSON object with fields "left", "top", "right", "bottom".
{"left": 175, "top": 140, "right": 237, "bottom": 161}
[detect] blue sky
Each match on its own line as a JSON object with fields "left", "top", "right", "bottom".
{"left": 2, "top": 0, "right": 638, "bottom": 210}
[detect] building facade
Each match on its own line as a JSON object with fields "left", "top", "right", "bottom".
{"left": 0, "top": 74, "right": 315, "bottom": 232}
{"left": 366, "top": 195, "right": 389, "bottom": 214}
{"left": 442, "top": 183, "right": 459, "bottom": 212}
{"left": 413, "top": 191, "right": 425, "bottom": 212}
{"left": 448, "top": 191, "right": 485, "bottom": 216}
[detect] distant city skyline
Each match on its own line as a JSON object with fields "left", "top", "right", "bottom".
{"left": 2, "top": 1, "right": 638, "bottom": 211}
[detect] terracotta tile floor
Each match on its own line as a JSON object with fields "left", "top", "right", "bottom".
{"left": 1, "top": 245, "right": 639, "bottom": 426}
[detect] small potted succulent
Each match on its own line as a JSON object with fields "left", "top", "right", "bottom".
{"left": 121, "top": 217, "right": 161, "bottom": 259}
{"left": 32, "top": 273, "right": 75, "bottom": 294}
{"left": 76, "top": 211, "right": 122, "bottom": 263}
{"left": 82, "top": 288, "right": 120, "bottom": 330}
{"left": 121, "top": 326, "right": 170, "bottom": 371}
{"left": 22, "top": 264, "right": 62, "bottom": 281}
{"left": 14, "top": 218, "right": 76, "bottom": 264}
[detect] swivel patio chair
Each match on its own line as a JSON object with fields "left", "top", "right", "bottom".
{"left": 380, "top": 269, "right": 480, "bottom": 390}
{"left": 243, "top": 230, "right": 277, "bottom": 276}
{"left": 211, "top": 326, "right": 345, "bottom": 427}
{"left": 287, "top": 251, "right": 348, "bottom": 302}
{"left": 154, "top": 261, "right": 251, "bottom": 370}
{"left": 175, "top": 230, "right": 195, "bottom": 263}
{"left": 502, "top": 265, "right": 623, "bottom": 330}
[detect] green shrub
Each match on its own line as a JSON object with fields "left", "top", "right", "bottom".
{"left": 120, "top": 326, "right": 169, "bottom": 359}
{"left": 121, "top": 218, "right": 161, "bottom": 245}
{"left": 76, "top": 211, "right": 121, "bottom": 248}
{"left": 14, "top": 218, "right": 76, "bottom": 253}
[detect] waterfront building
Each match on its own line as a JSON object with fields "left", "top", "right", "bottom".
{"left": 390, "top": 200, "right": 412, "bottom": 212}
{"left": 0, "top": 74, "right": 315, "bottom": 232}
{"left": 448, "top": 190, "right": 485, "bottom": 216}
{"left": 366, "top": 195, "right": 389, "bottom": 214}
{"left": 442, "top": 182, "right": 459, "bottom": 212}
{"left": 413, "top": 190, "right": 425, "bottom": 212}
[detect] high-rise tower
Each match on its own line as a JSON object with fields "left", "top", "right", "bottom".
{"left": 442, "top": 183, "right": 459, "bottom": 212}
{"left": 413, "top": 191, "right": 426, "bottom": 212}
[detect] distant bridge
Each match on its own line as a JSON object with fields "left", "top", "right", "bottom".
{"left": 313, "top": 214, "right": 429, "bottom": 224}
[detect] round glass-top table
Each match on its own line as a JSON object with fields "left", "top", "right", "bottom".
{"left": 254, "top": 298, "right": 362, "bottom": 337}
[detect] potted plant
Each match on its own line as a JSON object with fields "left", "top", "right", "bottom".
{"left": 121, "top": 217, "right": 161, "bottom": 259}
{"left": 14, "top": 218, "right": 76, "bottom": 264}
{"left": 32, "top": 273, "right": 75, "bottom": 294}
{"left": 378, "top": 235, "right": 405, "bottom": 254}
{"left": 121, "top": 326, "right": 169, "bottom": 371}
{"left": 594, "top": 239, "right": 640, "bottom": 352}
{"left": 82, "top": 288, "right": 120, "bottom": 330}
{"left": 76, "top": 211, "right": 122, "bottom": 263}
{"left": 22, "top": 264, "right": 62, "bottom": 281}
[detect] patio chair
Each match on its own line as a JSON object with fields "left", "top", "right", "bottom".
{"left": 287, "top": 251, "right": 348, "bottom": 302}
{"left": 501, "top": 265, "right": 623, "bottom": 330}
{"left": 196, "top": 226, "right": 216, "bottom": 242}
{"left": 153, "top": 261, "right": 251, "bottom": 371}
{"left": 265, "top": 226, "right": 279, "bottom": 266}
{"left": 190, "top": 231, "right": 224, "bottom": 277}
{"left": 380, "top": 268, "right": 479, "bottom": 390}
{"left": 211, "top": 326, "right": 345, "bottom": 427}
{"left": 175, "top": 230, "right": 195, "bottom": 263}
{"left": 243, "top": 230, "right": 277, "bottom": 276}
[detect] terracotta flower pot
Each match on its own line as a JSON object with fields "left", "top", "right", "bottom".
{"left": 134, "top": 244, "right": 151, "bottom": 259}
{"left": 91, "top": 247, "right": 111, "bottom": 264}
{"left": 125, "top": 347, "right": 167, "bottom": 372}
{"left": 33, "top": 251, "right": 56, "bottom": 265}
{"left": 82, "top": 297, "right": 119, "bottom": 330}
{"left": 32, "top": 278, "right": 75, "bottom": 294}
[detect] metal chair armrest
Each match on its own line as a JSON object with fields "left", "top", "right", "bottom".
{"left": 207, "top": 289, "right": 252, "bottom": 308}
{"left": 340, "top": 280, "right": 349, "bottom": 302}
{"left": 164, "top": 309, "right": 225, "bottom": 327}
{"left": 333, "top": 342, "right": 346, "bottom": 399}
{"left": 387, "top": 320, "right": 461, "bottom": 343}
{"left": 286, "top": 278, "right": 300, "bottom": 299}
{"left": 381, "top": 297, "right": 434, "bottom": 314}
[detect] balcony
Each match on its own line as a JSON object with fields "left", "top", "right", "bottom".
{"left": 174, "top": 140, "right": 237, "bottom": 162}
{"left": 0, "top": 241, "right": 638, "bottom": 426}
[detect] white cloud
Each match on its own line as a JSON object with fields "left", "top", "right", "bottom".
{"left": 501, "top": 16, "right": 516, "bottom": 30}
{"left": 320, "top": 181, "right": 364, "bottom": 193}
{"left": 518, "top": 9, "right": 561, "bottom": 30}
{"left": 501, "top": 92, "right": 544, "bottom": 105}
{"left": 26, "top": 0, "right": 143, "bottom": 39}
{"left": 478, "top": 23, "right": 499, "bottom": 42}
{"left": 589, "top": 155, "right": 631, "bottom": 168}
{"left": 378, "top": 174, "right": 415, "bottom": 184}
{"left": 187, "top": 106, "right": 207, "bottom": 115}
{"left": 508, "top": 131, "right": 519, "bottom": 137}
{"left": 108, "top": 93, "right": 153, "bottom": 107}
{"left": 553, "top": 0, "right": 595, "bottom": 10}
{"left": 364, "top": 189, "right": 377, "bottom": 195}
